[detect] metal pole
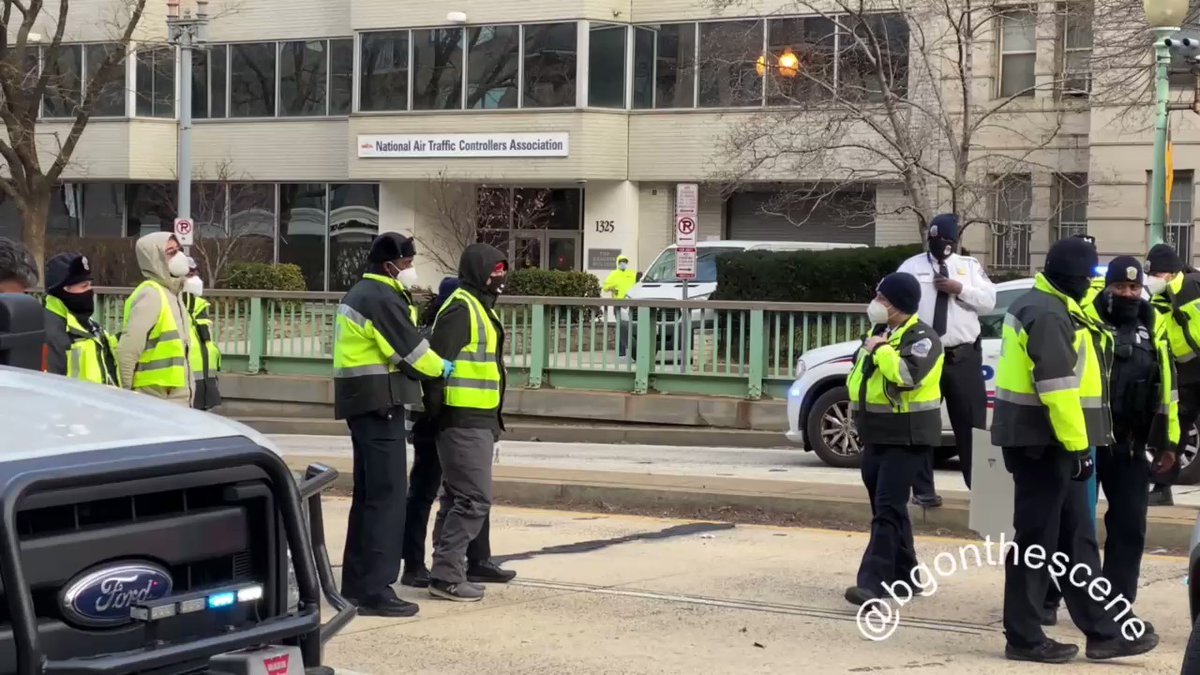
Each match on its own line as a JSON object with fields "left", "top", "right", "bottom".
{"left": 1149, "top": 28, "right": 1174, "bottom": 248}
{"left": 178, "top": 32, "right": 193, "bottom": 256}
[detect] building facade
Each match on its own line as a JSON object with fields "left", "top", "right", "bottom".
{"left": 0, "top": 0, "right": 1193, "bottom": 289}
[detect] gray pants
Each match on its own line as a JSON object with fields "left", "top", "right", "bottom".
{"left": 430, "top": 427, "right": 494, "bottom": 584}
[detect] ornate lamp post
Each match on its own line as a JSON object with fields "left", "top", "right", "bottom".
{"left": 1146, "top": 0, "right": 1189, "bottom": 246}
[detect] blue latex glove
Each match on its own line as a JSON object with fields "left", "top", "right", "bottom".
{"left": 441, "top": 359, "right": 455, "bottom": 379}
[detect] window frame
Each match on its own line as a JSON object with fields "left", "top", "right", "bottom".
{"left": 1052, "top": 173, "right": 1088, "bottom": 241}
{"left": 194, "top": 38, "right": 352, "bottom": 120}
{"left": 997, "top": 8, "right": 1037, "bottom": 99}
{"left": 1058, "top": 2, "right": 1092, "bottom": 97}
{"left": 991, "top": 174, "right": 1034, "bottom": 271}
{"left": 39, "top": 42, "right": 131, "bottom": 120}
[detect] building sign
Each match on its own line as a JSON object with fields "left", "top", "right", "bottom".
{"left": 587, "top": 248, "right": 622, "bottom": 270}
{"left": 357, "top": 133, "right": 569, "bottom": 158}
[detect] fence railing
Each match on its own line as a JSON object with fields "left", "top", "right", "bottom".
{"left": 82, "top": 288, "right": 871, "bottom": 400}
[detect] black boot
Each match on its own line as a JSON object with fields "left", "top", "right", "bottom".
{"left": 1005, "top": 639, "right": 1078, "bottom": 664}
{"left": 353, "top": 588, "right": 420, "bottom": 618}
{"left": 467, "top": 560, "right": 516, "bottom": 584}
{"left": 1148, "top": 484, "right": 1174, "bottom": 506}
{"left": 1085, "top": 631, "right": 1159, "bottom": 660}
{"left": 400, "top": 565, "right": 431, "bottom": 588}
{"left": 843, "top": 586, "right": 878, "bottom": 607}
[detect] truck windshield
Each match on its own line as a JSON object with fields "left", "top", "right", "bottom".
{"left": 642, "top": 247, "right": 743, "bottom": 283}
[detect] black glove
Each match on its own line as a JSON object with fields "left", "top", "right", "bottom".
{"left": 1071, "top": 454, "right": 1095, "bottom": 482}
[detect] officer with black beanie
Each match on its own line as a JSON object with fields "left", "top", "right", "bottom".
{"left": 41, "top": 252, "right": 119, "bottom": 385}
{"left": 843, "top": 272, "right": 944, "bottom": 606}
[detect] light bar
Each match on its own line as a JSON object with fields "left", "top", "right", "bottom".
{"left": 131, "top": 582, "right": 264, "bottom": 624}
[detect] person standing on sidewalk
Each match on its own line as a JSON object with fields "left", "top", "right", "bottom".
{"left": 1144, "top": 243, "right": 1200, "bottom": 506}
{"left": 992, "top": 238, "right": 1158, "bottom": 663}
{"left": 843, "top": 272, "right": 943, "bottom": 606}
{"left": 401, "top": 275, "right": 514, "bottom": 589}
{"left": 334, "top": 232, "right": 454, "bottom": 618}
{"left": 896, "top": 214, "right": 994, "bottom": 506}
{"left": 426, "top": 243, "right": 509, "bottom": 602}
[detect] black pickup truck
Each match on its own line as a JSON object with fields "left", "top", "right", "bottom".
{"left": 0, "top": 293, "right": 353, "bottom": 674}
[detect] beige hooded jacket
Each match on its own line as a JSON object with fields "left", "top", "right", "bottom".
{"left": 117, "top": 232, "right": 194, "bottom": 404}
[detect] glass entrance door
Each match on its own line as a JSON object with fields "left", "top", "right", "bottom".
{"left": 514, "top": 234, "right": 543, "bottom": 270}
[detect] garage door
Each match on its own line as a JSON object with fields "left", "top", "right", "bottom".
{"left": 727, "top": 189, "right": 876, "bottom": 243}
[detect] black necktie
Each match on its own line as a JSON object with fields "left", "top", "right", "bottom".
{"left": 933, "top": 260, "right": 950, "bottom": 336}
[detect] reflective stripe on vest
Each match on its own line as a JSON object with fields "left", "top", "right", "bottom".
{"left": 45, "top": 295, "right": 119, "bottom": 386}
{"left": 332, "top": 275, "right": 424, "bottom": 379}
{"left": 123, "top": 281, "right": 187, "bottom": 389}
{"left": 187, "top": 297, "right": 221, "bottom": 382}
{"left": 436, "top": 288, "right": 501, "bottom": 409}
{"left": 845, "top": 314, "right": 943, "bottom": 415}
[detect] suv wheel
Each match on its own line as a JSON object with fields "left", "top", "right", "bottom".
{"left": 807, "top": 386, "right": 863, "bottom": 469}
{"left": 1178, "top": 422, "right": 1200, "bottom": 486}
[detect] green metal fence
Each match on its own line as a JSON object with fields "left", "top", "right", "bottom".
{"left": 87, "top": 288, "right": 870, "bottom": 400}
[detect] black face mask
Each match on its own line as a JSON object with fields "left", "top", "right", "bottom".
{"left": 1047, "top": 274, "right": 1091, "bottom": 302}
{"left": 1106, "top": 293, "right": 1141, "bottom": 325}
{"left": 928, "top": 238, "right": 954, "bottom": 261}
{"left": 59, "top": 289, "right": 95, "bottom": 317}
{"left": 486, "top": 274, "right": 507, "bottom": 295}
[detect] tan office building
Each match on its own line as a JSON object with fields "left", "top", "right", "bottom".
{"left": 1, "top": 0, "right": 1192, "bottom": 289}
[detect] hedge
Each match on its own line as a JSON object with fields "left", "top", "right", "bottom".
{"left": 711, "top": 244, "right": 925, "bottom": 303}
{"left": 506, "top": 268, "right": 601, "bottom": 298}
{"left": 224, "top": 263, "right": 307, "bottom": 291}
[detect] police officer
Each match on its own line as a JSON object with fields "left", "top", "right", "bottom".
{"left": 842, "top": 273, "right": 944, "bottom": 606}
{"left": 182, "top": 259, "right": 221, "bottom": 410}
{"left": 1144, "top": 243, "right": 1200, "bottom": 506}
{"left": 426, "top": 243, "right": 510, "bottom": 602}
{"left": 897, "top": 214, "right": 994, "bottom": 505}
{"left": 41, "top": 252, "right": 119, "bottom": 386}
{"left": 334, "top": 232, "right": 453, "bottom": 617}
{"left": 992, "top": 238, "right": 1158, "bottom": 663}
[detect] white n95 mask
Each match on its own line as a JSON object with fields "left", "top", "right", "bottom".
{"left": 866, "top": 299, "right": 890, "bottom": 325}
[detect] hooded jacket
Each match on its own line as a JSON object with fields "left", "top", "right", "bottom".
{"left": 116, "top": 232, "right": 194, "bottom": 404}
{"left": 426, "top": 244, "right": 508, "bottom": 434}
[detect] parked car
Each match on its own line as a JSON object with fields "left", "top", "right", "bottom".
{"left": 786, "top": 277, "right": 1200, "bottom": 484}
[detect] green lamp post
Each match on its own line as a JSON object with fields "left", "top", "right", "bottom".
{"left": 1147, "top": 0, "right": 1190, "bottom": 247}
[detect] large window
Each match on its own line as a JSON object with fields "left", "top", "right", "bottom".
{"left": 992, "top": 175, "right": 1033, "bottom": 271}
{"left": 280, "top": 40, "right": 328, "bottom": 116}
{"left": 230, "top": 42, "right": 276, "bottom": 117}
{"left": 329, "top": 184, "right": 380, "bottom": 292}
{"left": 523, "top": 23, "right": 578, "bottom": 108}
{"left": 42, "top": 45, "right": 84, "bottom": 118}
{"left": 279, "top": 183, "right": 328, "bottom": 290}
{"left": 632, "top": 23, "right": 696, "bottom": 109}
{"left": 1060, "top": 3, "right": 1092, "bottom": 95}
{"left": 359, "top": 31, "right": 409, "bottom": 111}
{"left": 766, "top": 17, "right": 837, "bottom": 105}
{"left": 136, "top": 47, "right": 175, "bottom": 118}
{"left": 698, "top": 20, "right": 763, "bottom": 108}
{"left": 589, "top": 23, "right": 626, "bottom": 108}
{"left": 1168, "top": 171, "right": 1195, "bottom": 262}
{"left": 475, "top": 187, "right": 582, "bottom": 270}
{"left": 193, "top": 44, "right": 227, "bottom": 119}
{"left": 413, "top": 28, "right": 464, "bottom": 110}
{"left": 86, "top": 44, "right": 127, "bottom": 117}
{"left": 1053, "top": 174, "right": 1088, "bottom": 240}
{"left": 840, "top": 13, "right": 910, "bottom": 101}
{"left": 999, "top": 9, "right": 1036, "bottom": 98}
{"left": 467, "top": 26, "right": 520, "bottom": 109}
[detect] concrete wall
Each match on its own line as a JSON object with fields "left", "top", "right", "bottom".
{"left": 192, "top": 120, "right": 350, "bottom": 181}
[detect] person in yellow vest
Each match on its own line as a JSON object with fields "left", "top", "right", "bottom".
{"left": 842, "top": 273, "right": 943, "bottom": 608}
{"left": 602, "top": 255, "right": 637, "bottom": 299}
{"left": 183, "top": 258, "right": 221, "bottom": 410}
{"left": 117, "top": 232, "right": 194, "bottom": 406}
{"left": 426, "top": 242, "right": 509, "bottom": 602}
{"left": 41, "top": 252, "right": 119, "bottom": 386}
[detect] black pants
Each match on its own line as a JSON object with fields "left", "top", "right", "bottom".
{"left": 1045, "top": 440, "right": 1150, "bottom": 609}
{"left": 402, "top": 424, "right": 490, "bottom": 571}
{"left": 1003, "top": 446, "right": 1119, "bottom": 648}
{"left": 341, "top": 410, "right": 408, "bottom": 600}
{"left": 857, "top": 443, "right": 927, "bottom": 594}
{"left": 913, "top": 343, "right": 986, "bottom": 495}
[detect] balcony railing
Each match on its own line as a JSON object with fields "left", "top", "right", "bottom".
{"left": 80, "top": 288, "right": 871, "bottom": 400}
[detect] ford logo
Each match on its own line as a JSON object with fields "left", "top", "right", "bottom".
{"left": 59, "top": 562, "right": 173, "bottom": 627}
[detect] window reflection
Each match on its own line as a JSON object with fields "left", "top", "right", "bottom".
{"left": 413, "top": 28, "right": 464, "bottom": 110}
{"left": 360, "top": 31, "right": 409, "bottom": 111}
{"left": 523, "top": 23, "right": 577, "bottom": 108}
{"left": 588, "top": 24, "right": 626, "bottom": 108}
{"left": 698, "top": 20, "right": 763, "bottom": 107}
{"left": 329, "top": 184, "right": 380, "bottom": 291}
{"left": 280, "top": 40, "right": 328, "bottom": 116}
{"left": 467, "top": 25, "right": 519, "bottom": 109}
{"left": 279, "top": 183, "right": 328, "bottom": 290}
{"left": 230, "top": 43, "right": 276, "bottom": 117}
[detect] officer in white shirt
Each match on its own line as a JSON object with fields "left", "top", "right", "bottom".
{"left": 896, "top": 214, "right": 996, "bottom": 505}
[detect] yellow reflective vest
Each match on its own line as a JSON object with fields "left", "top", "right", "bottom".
{"left": 1151, "top": 270, "right": 1200, "bottom": 386}
{"left": 435, "top": 287, "right": 503, "bottom": 410}
{"left": 846, "top": 314, "right": 944, "bottom": 446}
{"left": 185, "top": 293, "right": 222, "bottom": 410}
{"left": 603, "top": 262, "right": 638, "bottom": 300}
{"left": 123, "top": 280, "right": 187, "bottom": 390}
{"left": 992, "top": 274, "right": 1113, "bottom": 453}
{"left": 43, "top": 295, "right": 120, "bottom": 386}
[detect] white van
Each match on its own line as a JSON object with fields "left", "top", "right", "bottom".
{"left": 627, "top": 240, "right": 869, "bottom": 302}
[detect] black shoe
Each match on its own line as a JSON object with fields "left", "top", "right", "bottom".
{"left": 430, "top": 579, "right": 485, "bottom": 602}
{"left": 844, "top": 586, "right": 878, "bottom": 607}
{"left": 1085, "top": 631, "right": 1159, "bottom": 660}
{"left": 355, "top": 589, "right": 420, "bottom": 618}
{"left": 401, "top": 566, "right": 431, "bottom": 588}
{"left": 1040, "top": 606, "right": 1058, "bottom": 626}
{"left": 1148, "top": 486, "right": 1174, "bottom": 506}
{"left": 1005, "top": 639, "right": 1079, "bottom": 664}
{"left": 467, "top": 560, "right": 516, "bottom": 584}
{"left": 912, "top": 494, "right": 943, "bottom": 508}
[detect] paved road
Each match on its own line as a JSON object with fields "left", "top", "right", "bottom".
{"left": 272, "top": 435, "right": 1200, "bottom": 507}
{"left": 317, "top": 498, "right": 1191, "bottom": 674}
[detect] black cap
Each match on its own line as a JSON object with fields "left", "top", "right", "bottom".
{"left": 366, "top": 233, "right": 417, "bottom": 263}
{"left": 1106, "top": 256, "right": 1144, "bottom": 287}
{"left": 1146, "top": 243, "right": 1184, "bottom": 275}
{"left": 928, "top": 213, "right": 959, "bottom": 241}
{"left": 877, "top": 272, "right": 921, "bottom": 315}
{"left": 45, "top": 252, "right": 92, "bottom": 292}
{"left": 1044, "top": 237, "right": 1098, "bottom": 279}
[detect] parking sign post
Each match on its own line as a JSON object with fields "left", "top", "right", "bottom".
{"left": 674, "top": 184, "right": 699, "bottom": 299}
{"left": 174, "top": 217, "right": 194, "bottom": 247}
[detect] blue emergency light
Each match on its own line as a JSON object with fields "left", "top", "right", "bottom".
{"left": 1094, "top": 265, "right": 1107, "bottom": 277}
{"left": 131, "top": 582, "right": 264, "bottom": 623}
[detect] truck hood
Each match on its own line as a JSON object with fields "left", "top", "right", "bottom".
{"left": 0, "top": 366, "right": 280, "bottom": 460}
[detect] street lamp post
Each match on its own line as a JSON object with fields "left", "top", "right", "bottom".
{"left": 1145, "top": 0, "right": 1189, "bottom": 247}
{"left": 166, "top": 0, "right": 209, "bottom": 255}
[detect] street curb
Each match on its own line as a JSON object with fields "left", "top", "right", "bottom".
{"left": 285, "top": 454, "right": 1199, "bottom": 552}
{"left": 244, "top": 418, "right": 792, "bottom": 448}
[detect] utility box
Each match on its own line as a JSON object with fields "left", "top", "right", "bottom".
{"left": 968, "top": 428, "right": 1015, "bottom": 542}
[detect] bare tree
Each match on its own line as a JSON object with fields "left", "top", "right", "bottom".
{"left": 712, "top": 0, "right": 1089, "bottom": 245}
{"left": 0, "top": 0, "right": 150, "bottom": 274}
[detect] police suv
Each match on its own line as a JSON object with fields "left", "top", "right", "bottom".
{"left": 785, "top": 277, "right": 1200, "bottom": 484}
{"left": 0, "top": 294, "right": 352, "bottom": 674}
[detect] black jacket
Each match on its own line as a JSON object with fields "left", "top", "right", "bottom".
{"left": 1094, "top": 293, "right": 1173, "bottom": 452}
{"left": 42, "top": 304, "right": 119, "bottom": 384}
{"left": 425, "top": 244, "right": 508, "bottom": 435}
